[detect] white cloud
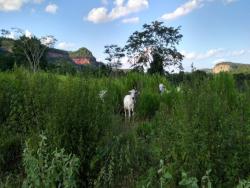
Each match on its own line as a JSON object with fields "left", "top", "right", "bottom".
{"left": 122, "top": 17, "right": 139, "bottom": 24}
{"left": 161, "top": 0, "right": 203, "bottom": 21}
{"left": 45, "top": 3, "right": 58, "bottom": 14}
{"left": 25, "top": 29, "right": 32, "bottom": 38}
{"left": 114, "top": 0, "right": 124, "bottom": 6}
{"left": 212, "top": 58, "right": 227, "bottom": 64}
{"left": 224, "top": 0, "right": 237, "bottom": 4}
{"left": 161, "top": 0, "right": 239, "bottom": 21}
{"left": 87, "top": 7, "right": 109, "bottom": 23}
{"left": 121, "top": 56, "right": 132, "bottom": 69}
{"left": 5, "top": 31, "right": 16, "bottom": 39}
{"left": 2, "top": 29, "right": 32, "bottom": 39}
{"left": 0, "top": 0, "right": 26, "bottom": 11}
{"left": 40, "top": 36, "right": 55, "bottom": 46}
{"left": 57, "top": 42, "right": 75, "bottom": 50}
{"left": 181, "top": 48, "right": 224, "bottom": 60}
{"left": 230, "top": 49, "right": 247, "bottom": 56}
{"left": 0, "top": 0, "right": 44, "bottom": 12}
{"left": 86, "top": 0, "right": 149, "bottom": 23}
{"left": 96, "top": 57, "right": 104, "bottom": 62}
{"left": 4, "top": 29, "right": 34, "bottom": 39}
{"left": 182, "top": 48, "right": 250, "bottom": 61}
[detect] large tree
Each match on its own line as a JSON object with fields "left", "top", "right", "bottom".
{"left": 1, "top": 28, "right": 56, "bottom": 72}
{"left": 124, "top": 21, "right": 184, "bottom": 74}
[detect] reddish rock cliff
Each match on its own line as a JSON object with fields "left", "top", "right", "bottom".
{"left": 72, "top": 58, "right": 91, "bottom": 65}
{"left": 46, "top": 47, "right": 103, "bottom": 67}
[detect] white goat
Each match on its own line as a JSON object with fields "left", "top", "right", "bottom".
{"left": 99, "top": 89, "right": 107, "bottom": 102}
{"left": 124, "top": 89, "right": 138, "bottom": 119}
{"left": 159, "top": 83, "right": 166, "bottom": 94}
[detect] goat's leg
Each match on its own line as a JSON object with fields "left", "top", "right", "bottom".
{"left": 132, "top": 108, "right": 135, "bottom": 122}
{"left": 128, "top": 109, "right": 131, "bottom": 120}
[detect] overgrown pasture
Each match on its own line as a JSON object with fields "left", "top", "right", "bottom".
{"left": 0, "top": 69, "right": 249, "bottom": 187}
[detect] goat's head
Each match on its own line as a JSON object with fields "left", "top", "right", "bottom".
{"left": 128, "top": 89, "right": 139, "bottom": 102}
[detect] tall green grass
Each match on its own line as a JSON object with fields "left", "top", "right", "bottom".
{"left": 0, "top": 68, "right": 249, "bottom": 187}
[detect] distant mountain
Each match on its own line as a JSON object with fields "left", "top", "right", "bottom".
{"left": 0, "top": 38, "right": 103, "bottom": 68}
{"left": 213, "top": 62, "right": 250, "bottom": 74}
{"left": 47, "top": 47, "right": 102, "bottom": 66}
{"left": 69, "top": 48, "right": 101, "bottom": 67}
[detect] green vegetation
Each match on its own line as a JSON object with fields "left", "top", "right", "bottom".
{"left": 0, "top": 35, "right": 101, "bottom": 74}
{"left": 0, "top": 38, "right": 15, "bottom": 52}
{"left": 105, "top": 21, "right": 184, "bottom": 74}
{"left": 0, "top": 38, "right": 104, "bottom": 74}
{"left": 104, "top": 44, "right": 125, "bottom": 71}
{"left": 213, "top": 62, "right": 250, "bottom": 74}
{"left": 0, "top": 68, "right": 249, "bottom": 187}
{"left": 1, "top": 29, "right": 57, "bottom": 72}
{"left": 229, "top": 62, "right": 250, "bottom": 74}
{"left": 69, "top": 47, "right": 94, "bottom": 58}
{"left": 23, "top": 134, "right": 80, "bottom": 188}
{"left": 124, "top": 21, "right": 183, "bottom": 73}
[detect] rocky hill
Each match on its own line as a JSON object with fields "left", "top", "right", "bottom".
{"left": 212, "top": 62, "right": 250, "bottom": 74}
{"left": 0, "top": 38, "right": 102, "bottom": 67}
{"left": 47, "top": 47, "right": 102, "bottom": 67}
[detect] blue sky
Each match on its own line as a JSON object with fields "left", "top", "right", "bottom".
{"left": 1, "top": 0, "right": 250, "bottom": 71}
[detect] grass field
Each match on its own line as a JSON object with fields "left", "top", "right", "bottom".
{"left": 0, "top": 68, "right": 249, "bottom": 187}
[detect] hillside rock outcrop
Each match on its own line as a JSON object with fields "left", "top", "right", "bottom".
{"left": 0, "top": 38, "right": 102, "bottom": 68}
{"left": 212, "top": 62, "right": 250, "bottom": 74}
{"left": 213, "top": 63, "right": 231, "bottom": 73}
{"left": 72, "top": 58, "right": 91, "bottom": 65}
{"left": 46, "top": 47, "right": 102, "bottom": 67}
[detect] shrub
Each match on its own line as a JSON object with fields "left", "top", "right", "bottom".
{"left": 137, "top": 91, "right": 160, "bottom": 119}
{"left": 22, "top": 134, "right": 80, "bottom": 188}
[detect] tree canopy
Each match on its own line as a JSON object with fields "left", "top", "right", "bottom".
{"left": 1, "top": 28, "right": 56, "bottom": 72}
{"left": 104, "top": 44, "right": 125, "bottom": 70}
{"left": 124, "top": 21, "right": 184, "bottom": 74}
